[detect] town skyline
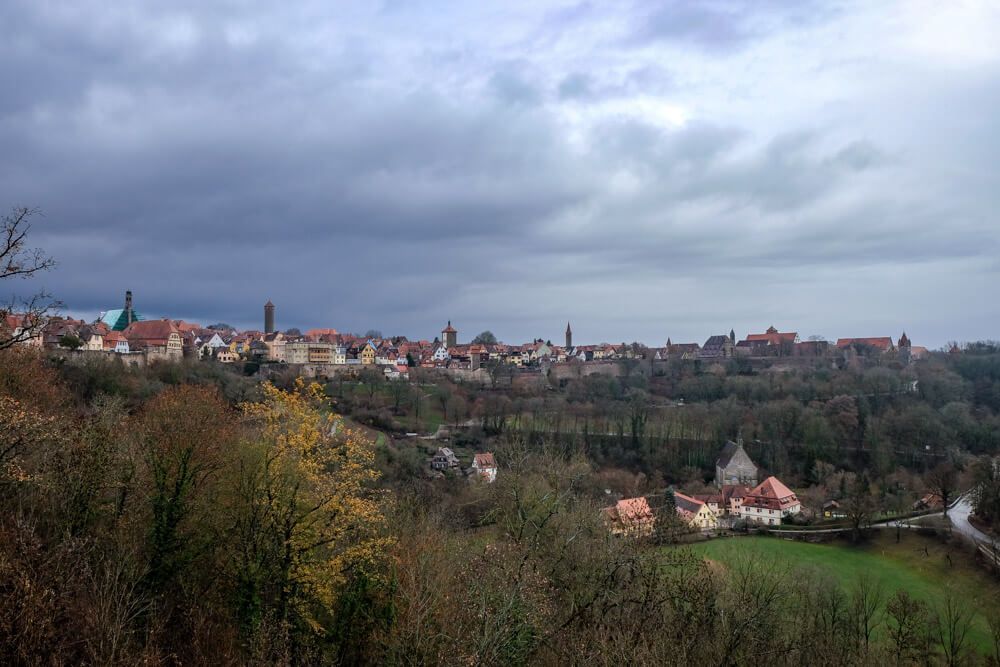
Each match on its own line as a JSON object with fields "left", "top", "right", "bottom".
{"left": 41, "top": 290, "right": 954, "bottom": 350}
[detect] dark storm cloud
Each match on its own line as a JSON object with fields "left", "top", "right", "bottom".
{"left": 1, "top": 1, "right": 998, "bottom": 346}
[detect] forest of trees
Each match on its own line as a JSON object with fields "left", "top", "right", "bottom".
{"left": 3, "top": 345, "right": 1000, "bottom": 665}
{"left": 318, "top": 343, "right": 1000, "bottom": 530}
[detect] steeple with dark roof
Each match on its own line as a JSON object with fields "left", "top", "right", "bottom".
{"left": 442, "top": 320, "right": 457, "bottom": 348}
{"left": 565, "top": 321, "right": 572, "bottom": 350}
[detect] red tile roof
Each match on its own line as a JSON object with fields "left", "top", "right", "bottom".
{"left": 124, "top": 319, "right": 180, "bottom": 347}
{"left": 609, "top": 497, "right": 654, "bottom": 525}
{"left": 743, "top": 476, "right": 799, "bottom": 511}
{"left": 836, "top": 337, "right": 894, "bottom": 351}
{"left": 306, "top": 328, "right": 339, "bottom": 339}
{"left": 103, "top": 330, "right": 127, "bottom": 349}
{"left": 744, "top": 329, "right": 798, "bottom": 345}
{"left": 720, "top": 485, "right": 750, "bottom": 503}
{"left": 172, "top": 320, "right": 203, "bottom": 333}
{"left": 473, "top": 452, "right": 496, "bottom": 468}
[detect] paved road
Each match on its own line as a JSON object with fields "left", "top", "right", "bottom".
{"left": 762, "top": 512, "right": 942, "bottom": 536}
{"left": 947, "top": 495, "right": 995, "bottom": 546}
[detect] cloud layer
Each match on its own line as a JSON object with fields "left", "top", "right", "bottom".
{"left": 2, "top": 0, "right": 998, "bottom": 347}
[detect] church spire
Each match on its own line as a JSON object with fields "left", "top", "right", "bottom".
{"left": 565, "top": 321, "right": 572, "bottom": 349}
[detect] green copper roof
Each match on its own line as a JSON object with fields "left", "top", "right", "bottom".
{"left": 98, "top": 308, "right": 144, "bottom": 331}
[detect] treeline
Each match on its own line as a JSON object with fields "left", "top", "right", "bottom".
{"left": 472, "top": 351, "right": 1000, "bottom": 485}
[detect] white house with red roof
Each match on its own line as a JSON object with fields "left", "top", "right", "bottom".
{"left": 103, "top": 330, "right": 130, "bottom": 354}
{"left": 471, "top": 452, "right": 497, "bottom": 483}
{"left": 739, "top": 476, "right": 801, "bottom": 526}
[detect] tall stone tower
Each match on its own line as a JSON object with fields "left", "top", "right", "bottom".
{"left": 442, "top": 321, "right": 457, "bottom": 348}
{"left": 125, "top": 290, "right": 134, "bottom": 326}
{"left": 565, "top": 322, "right": 573, "bottom": 350}
{"left": 264, "top": 300, "right": 275, "bottom": 334}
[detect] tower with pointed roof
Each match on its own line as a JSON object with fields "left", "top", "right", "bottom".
{"left": 729, "top": 328, "right": 736, "bottom": 345}
{"left": 264, "top": 300, "right": 275, "bottom": 334}
{"left": 565, "top": 322, "right": 572, "bottom": 350}
{"left": 898, "top": 331, "right": 911, "bottom": 348}
{"left": 442, "top": 320, "right": 457, "bottom": 348}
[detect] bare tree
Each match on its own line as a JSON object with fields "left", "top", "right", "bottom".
{"left": 988, "top": 609, "right": 1000, "bottom": 667}
{"left": 1, "top": 207, "right": 59, "bottom": 349}
{"left": 926, "top": 462, "right": 960, "bottom": 515}
{"left": 845, "top": 473, "right": 878, "bottom": 542}
{"left": 934, "top": 595, "right": 974, "bottom": 667}
{"left": 886, "top": 590, "right": 931, "bottom": 666}
{"left": 848, "top": 573, "right": 884, "bottom": 653}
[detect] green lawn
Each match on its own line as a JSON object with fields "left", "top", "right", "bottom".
{"left": 687, "top": 532, "right": 1000, "bottom": 654}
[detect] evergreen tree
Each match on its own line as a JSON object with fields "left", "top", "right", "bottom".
{"left": 653, "top": 491, "right": 690, "bottom": 545}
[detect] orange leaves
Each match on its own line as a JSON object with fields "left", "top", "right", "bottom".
{"left": 0, "top": 348, "right": 71, "bottom": 412}
{"left": 0, "top": 395, "right": 62, "bottom": 483}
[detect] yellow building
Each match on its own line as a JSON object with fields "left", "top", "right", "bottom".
{"left": 360, "top": 341, "right": 376, "bottom": 365}
{"left": 674, "top": 492, "right": 719, "bottom": 530}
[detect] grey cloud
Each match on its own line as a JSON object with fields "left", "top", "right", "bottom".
{"left": 629, "top": 0, "right": 843, "bottom": 53}
{"left": 0, "top": 1, "right": 997, "bottom": 347}
{"left": 633, "top": 2, "right": 753, "bottom": 53}
{"left": 557, "top": 72, "right": 594, "bottom": 100}
{"left": 488, "top": 67, "right": 543, "bottom": 106}
{"left": 557, "top": 66, "right": 674, "bottom": 102}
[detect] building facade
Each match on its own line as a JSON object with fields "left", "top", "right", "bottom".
{"left": 715, "top": 438, "right": 759, "bottom": 488}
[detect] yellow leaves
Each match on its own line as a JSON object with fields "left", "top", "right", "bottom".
{"left": 241, "top": 380, "right": 392, "bottom": 630}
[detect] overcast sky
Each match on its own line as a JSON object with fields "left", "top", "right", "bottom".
{"left": 2, "top": 1, "right": 998, "bottom": 347}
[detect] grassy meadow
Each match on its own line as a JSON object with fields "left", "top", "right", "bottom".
{"left": 687, "top": 532, "right": 1000, "bottom": 654}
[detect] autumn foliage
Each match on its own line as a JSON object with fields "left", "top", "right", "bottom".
{"left": 0, "top": 353, "right": 388, "bottom": 664}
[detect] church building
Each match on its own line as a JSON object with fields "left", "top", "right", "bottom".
{"left": 714, "top": 436, "right": 759, "bottom": 488}
{"left": 97, "top": 290, "right": 144, "bottom": 331}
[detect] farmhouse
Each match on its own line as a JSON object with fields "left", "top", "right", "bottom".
{"left": 471, "top": 452, "right": 497, "bottom": 483}
{"left": 740, "top": 476, "right": 801, "bottom": 526}
{"left": 430, "top": 447, "right": 459, "bottom": 471}
{"left": 602, "top": 497, "right": 655, "bottom": 537}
